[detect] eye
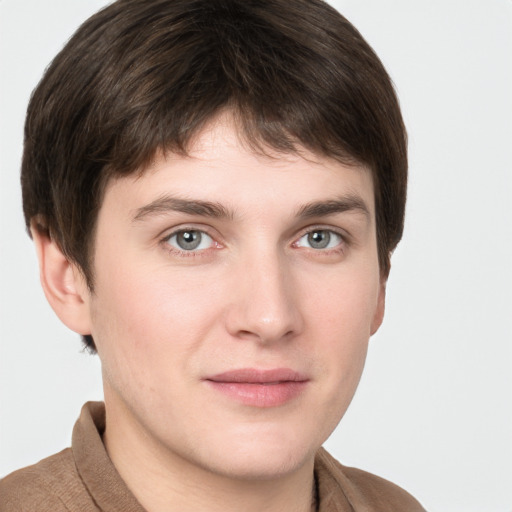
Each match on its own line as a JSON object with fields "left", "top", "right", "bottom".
{"left": 295, "top": 229, "right": 343, "bottom": 250}
{"left": 165, "top": 230, "right": 214, "bottom": 251}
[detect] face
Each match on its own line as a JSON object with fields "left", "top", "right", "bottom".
{"left": 81, "top": 119, "right": 385, "bottom": 480}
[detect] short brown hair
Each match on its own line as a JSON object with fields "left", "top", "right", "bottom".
{"left": 22, "top": 0, "right": 407, "bottom": 350}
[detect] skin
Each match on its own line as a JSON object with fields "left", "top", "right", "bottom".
{"left": 35, "top": 117, "right": 386, "bottom": 512}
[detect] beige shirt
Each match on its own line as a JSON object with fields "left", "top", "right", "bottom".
{"left": 0, "top": 402, "right": 425, "bottom": 511}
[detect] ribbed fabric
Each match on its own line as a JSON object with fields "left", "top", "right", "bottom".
{"left": 0, "top": 402, "right": 425, "bottom": 511}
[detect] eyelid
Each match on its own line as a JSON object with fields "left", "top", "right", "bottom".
{"left": 157, "top": 223, "right": 349, "bottom": 256}
{"left": 292, "top": 225, "right": 349, "bottom": 251}
{"left": 159, "top": 225, "right": 224, "bottom": 256}
{"left": 159, "top": 223, "right": 221, "bottom": 242}
{"left": 295, "top": 224, "right": 349, "bottom": 241}
{"left": 167, "top": 230, "right": 214, "bottom": 251}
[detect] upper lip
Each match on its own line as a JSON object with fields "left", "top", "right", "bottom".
{"left": 205, "top": 368, "right": 309, "bottom": 384}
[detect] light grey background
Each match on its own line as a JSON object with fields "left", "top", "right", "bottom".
{"left": 1, "top": 1, "right": 511, "bottom": 510}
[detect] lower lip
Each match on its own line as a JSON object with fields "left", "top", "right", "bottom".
{"left": 206, "top": 381, "right": 308, "bottom": 407}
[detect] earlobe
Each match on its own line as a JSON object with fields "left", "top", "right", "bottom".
{"left": 370, "top": 279, "right": 386, "bottom": 336}
{"left": 31, "top": 224, "right": 92, "bottom": 335}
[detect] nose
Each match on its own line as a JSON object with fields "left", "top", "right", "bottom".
{"left": 225, "top": 249, "right": 304, "bottom": 345}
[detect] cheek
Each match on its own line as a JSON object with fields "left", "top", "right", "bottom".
{"left": 89, "top": 258, "right": 223, "bottom": 389}
{"left": 302, "top": 265, "right": 378, "bottom": 399}
{"left": 304, "top": 262, "right": 380, "bottom": 340}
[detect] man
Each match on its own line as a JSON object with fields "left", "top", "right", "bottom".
{"left": 0, "top": 0, "right": 425, "bottom": 510}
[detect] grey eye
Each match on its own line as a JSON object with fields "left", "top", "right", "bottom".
{"left": 296, "top": 230, "right": 342, "bottom": 250}
{"left": 167, "top": 230, "right": 213, "bottom": 251}
{"left": 308, "top": 231, "right": 330, "bottom": 249}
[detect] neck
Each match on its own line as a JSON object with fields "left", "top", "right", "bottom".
{"left": 102, "top": 397, "right": 317, "bottom": 512}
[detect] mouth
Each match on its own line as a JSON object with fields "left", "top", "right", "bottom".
{"left": 204, "top": 368, "right": 309, "bottom": 407}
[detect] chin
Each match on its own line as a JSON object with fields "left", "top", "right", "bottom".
{"left": 208, "top": 451, "right": 311, "bottom": 481}
{"left": 193, "top": 426, "right": 320, "bottom": 481}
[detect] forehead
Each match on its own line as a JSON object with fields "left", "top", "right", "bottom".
{"left": 102, "top": 117, "right": 375, "bottom": 221}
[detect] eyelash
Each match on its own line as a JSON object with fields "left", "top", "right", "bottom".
{"left": 292, "top": 225, "right": 348, "bottom": 255}
{"left": 159, "top": 225, "right": 348, "bottom": 258}
{"left": 160, "top": 227, "right": 221, "bottom": 258}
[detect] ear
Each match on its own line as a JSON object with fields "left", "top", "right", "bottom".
{"left": 31, "top": 224, "right": 92, "bottom": 335}
{"left": 370, "top": 277, "right": 386, "bottom": 336}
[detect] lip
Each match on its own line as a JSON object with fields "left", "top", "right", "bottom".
{"left": 204, "top": 368, "right": 309, "bottom": 407}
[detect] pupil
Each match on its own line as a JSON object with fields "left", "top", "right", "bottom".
{"left": 308, "top": 230, "right": 330, "bottom": 249}
{"left": 177, "top": 230, "right": 201, "bottom": 250}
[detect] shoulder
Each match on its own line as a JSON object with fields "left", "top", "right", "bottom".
{"left": 315, "top": 448, "right": 426, "bottom": 511}
{"left": 0, "top": 449, "right": 97, "bottom": 512}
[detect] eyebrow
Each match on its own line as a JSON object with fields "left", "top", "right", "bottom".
{"left": 132, "top": 194, "right": 370, "bottom": 223}
{"left": 132, "top": 196, "right": 233, "bottom": 222}
{"left": 296, "top": 196, "right": 370, "bottom": 220}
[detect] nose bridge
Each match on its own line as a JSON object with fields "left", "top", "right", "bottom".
{"left": 227, "top": 244, "right": 303, "bottom": 343}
